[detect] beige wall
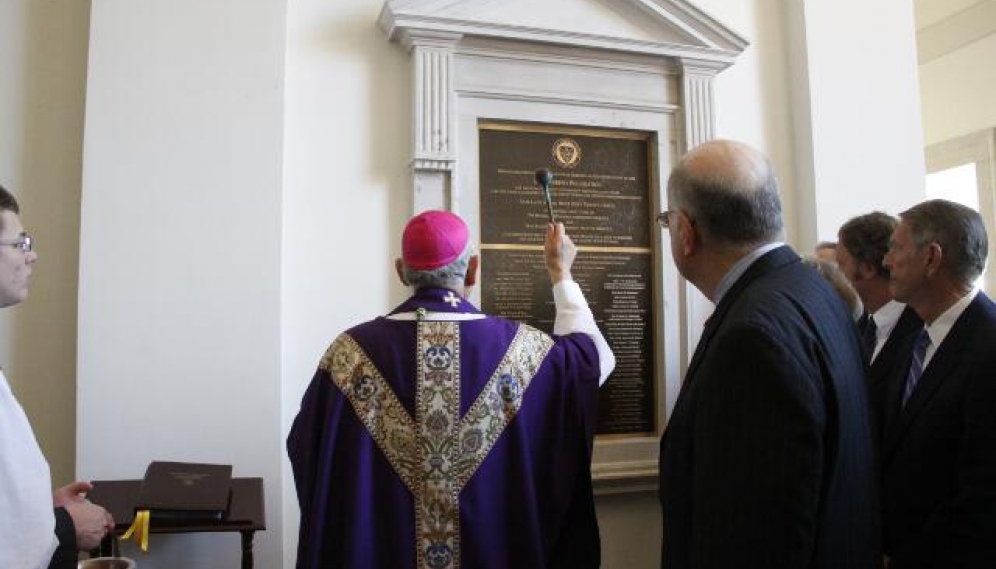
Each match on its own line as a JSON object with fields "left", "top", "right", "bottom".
{"left": 920, "top": 33, "right": 996, "bottom": 145}
{"left": 0, "top": 0, "right": 90, "bottom": 487}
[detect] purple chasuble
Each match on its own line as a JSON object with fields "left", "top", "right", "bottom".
{"left": 288, "top": 287, "right": 602, "bottom": 569}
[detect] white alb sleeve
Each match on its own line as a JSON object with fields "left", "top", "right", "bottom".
{"left": 552, "top": 280, "right": 616, "bottom": 386}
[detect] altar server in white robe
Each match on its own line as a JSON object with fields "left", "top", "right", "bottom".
{"left": 0, "top": 183, "right": 115, "bottom": 569}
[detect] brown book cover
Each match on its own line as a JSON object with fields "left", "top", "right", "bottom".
{"left": 136, "top": 461, "right": 233, "bottom": 520}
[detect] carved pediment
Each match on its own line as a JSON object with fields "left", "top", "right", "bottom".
{"left": 380, "top": 0, "right": 747, "bottom": 66}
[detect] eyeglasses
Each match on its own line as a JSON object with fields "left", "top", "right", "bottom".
{"left": 656, "top": 210, "right": 674, "bottom": 229}
{"left": 656, "top": 210, "right": 694, "bottom": 230}
{"left": 0, "top": 233, "right": 33, "bottom": 253}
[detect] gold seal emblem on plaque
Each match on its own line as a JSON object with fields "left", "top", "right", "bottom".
{"left": 552, "top": 138, "right": 582, "bottom": 169}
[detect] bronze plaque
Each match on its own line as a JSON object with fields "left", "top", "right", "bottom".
{"left": 478, "top": 121, "right": 657, "bottom": 435}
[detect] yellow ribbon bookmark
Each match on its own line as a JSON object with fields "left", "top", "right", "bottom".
{"left": 120, "top": 509, "right": 150, "bottom": 552}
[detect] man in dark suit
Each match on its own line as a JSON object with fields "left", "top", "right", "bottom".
{"left": 836, "top": 213, "right": 923, "bottom": 423}
{"left": 879, "top": 199, "right": 996, "bottom": 567}
{"left": 657, "top": 140, "right": 879, "bottom": 569}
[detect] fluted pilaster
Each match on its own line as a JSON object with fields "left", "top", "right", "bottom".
{"left": 680, "top": 60, "right": 723, "bottom": 150}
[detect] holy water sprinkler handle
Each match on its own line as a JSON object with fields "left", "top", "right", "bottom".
{"left": 534, "top": 168, "right": 556, "bottom": 223}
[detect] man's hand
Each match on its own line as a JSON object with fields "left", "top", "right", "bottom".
{"left": 545, "top": 222, "right": 576, "bottom": 284}
{"left": 53, "top": 480, "right": 92, "bottom": 507}
{"left": 55, "top": 481, "right": 115, "bottom": 550}
{"left": 64, "top": 499, "right": 115, "bottom": 551}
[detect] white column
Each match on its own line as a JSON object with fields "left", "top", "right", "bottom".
{"left": 78, "top": 2, "right": 286, "bottom": 567}
{"left": 680, "top": 60, "right": 721, "bottom": 150}
{"left": 675, "top": 59, "right": 723, "bottom": 379}
{"left": 786, "top": 0, "right": 925, "bottom": 246}
{"left": 402, "top": 31, "right": 461, "bottom": 213}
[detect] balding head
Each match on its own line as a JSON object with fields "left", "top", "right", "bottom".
{"left": 667, "top": 140, "right": 783, "bottom": 247}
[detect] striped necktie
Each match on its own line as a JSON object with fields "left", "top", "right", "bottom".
{"left": 901, "top": 329, "right": 931, "bottom": 407}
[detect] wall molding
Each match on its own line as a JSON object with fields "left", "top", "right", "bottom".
{"left": 379, "top": 0, "right": 746, "bottom": 493}
{"left": 918, "top": 0, "right": 996, "bottom": 64}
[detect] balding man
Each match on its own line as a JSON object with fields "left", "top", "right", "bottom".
{"left": 880, "top": 200, "right": 996, "bottom": 567}
{"left": 658, "top": 141, "right": 879, "bottom": 569}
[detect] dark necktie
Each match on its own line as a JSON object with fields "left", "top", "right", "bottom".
{"left": 861, "top": 314, "right": 878, "bottom": 361}
{"left": 902, "top": 329, "right": 931, "bottom": 407}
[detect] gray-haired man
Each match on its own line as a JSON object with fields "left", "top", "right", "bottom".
{"left": 880, "top": 199, "right": 996, "bottom": 567}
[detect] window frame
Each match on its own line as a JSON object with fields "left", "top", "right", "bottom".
{"left": 925, "top": 128, "right": 996, "bottom": 296}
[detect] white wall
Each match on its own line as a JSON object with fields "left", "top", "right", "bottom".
{"left": 676, "top": 0, "right": 800, "bottom": 364}
{"left": 793, "top": 0, "right": 926, "bottom": 244}
{"left": 920, "top": 33, "right": 996, "bottom": 146}
{"left": 77, "top": 1, "right": 287, "bottom": 567}
{"left": 280, "top": 0, "right": 412, "bottom": 565}
{"left": 695, "top": 0, "right": 799, "bottom": 241}
{"left": 0, "top": 0, "right": 90, "bottom": 488}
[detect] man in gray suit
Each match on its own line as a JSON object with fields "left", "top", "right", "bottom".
{"left": 658, "top": 140, "right": 879, "bottom": 569}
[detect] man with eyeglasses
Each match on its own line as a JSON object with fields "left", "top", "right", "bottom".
{"left": 0, "top": 184, "right": 115, "bottom": 569}
{"left": 657, "top": 140, "right": 879, "bottom": 568}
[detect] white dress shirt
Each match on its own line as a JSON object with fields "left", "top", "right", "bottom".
{"left": 0, "top": 370, "right": 58, "bottom": 569}
{"left": 712, "top": 242, "right": 785, "bottom": 305}
{"left": 922, "top": 289, "right": 979, "bottom": 369}
{"left": 869, "top": 300, "right": 907, "bottom": 364}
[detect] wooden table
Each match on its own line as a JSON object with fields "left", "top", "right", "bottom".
{"left": 87, "top": 477, "right": 266, "bottom": 569}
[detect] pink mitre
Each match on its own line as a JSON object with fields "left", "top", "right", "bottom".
{"left": 401, "top": 210, "right": 470, "bottom": 270}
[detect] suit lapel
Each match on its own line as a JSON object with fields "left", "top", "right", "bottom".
{"left": 883, "top": 295, "right": 986, "bottom": 459}
{"left": 872, "top": 307, "right": 921, "bottom": 377}
{"left": 878, "top": 307, "right": 923, "bottom": 438}
{"left": 670, "top": 246, "right": 800, "bottom": 416}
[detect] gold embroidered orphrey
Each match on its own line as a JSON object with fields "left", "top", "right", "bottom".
{"left": 320, "top": 321, "right": 554, "bottom": 569}
{"left": 552, "top": 137, "right": 582, "bottom": 169}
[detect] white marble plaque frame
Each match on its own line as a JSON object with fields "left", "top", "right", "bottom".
{"left": 381, "top": 0, "right": 746, "bottom": 493}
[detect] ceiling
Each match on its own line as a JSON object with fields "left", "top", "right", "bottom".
{"left": 914, "top": 0, "right": 989, "bottom": 30}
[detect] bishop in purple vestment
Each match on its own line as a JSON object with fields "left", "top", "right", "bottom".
{"left": 288, "top": 211, "right": 614, "bottom": 569}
